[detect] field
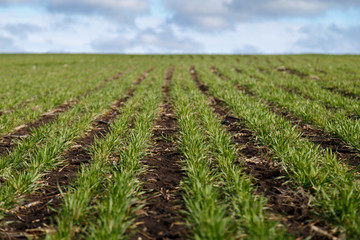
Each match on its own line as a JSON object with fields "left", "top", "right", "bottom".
{"left": 0, "top": 54, "right": 359, "bottom": 239}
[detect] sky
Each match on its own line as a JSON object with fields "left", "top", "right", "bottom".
{"left": 0, "top": 0, "right": 359, "bottom": 54}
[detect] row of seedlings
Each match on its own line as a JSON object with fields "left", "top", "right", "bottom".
{"left": 171, "top": 66, "right": 287, "bottom": 239}
{"left": 197, "top": 63, "right": 360, "bottom": 238}
{"left": 48, "top": 66, "right": 165, "bottom": 239}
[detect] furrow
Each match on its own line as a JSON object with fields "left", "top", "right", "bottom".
{"left": 323, "top": 87, "right": 360, "bottom": 101}
{"left": 133, "top": 67, "right": 187, "bottom": 239}
{"left": 275, "top": 66, "right": 308, "bottom": 78}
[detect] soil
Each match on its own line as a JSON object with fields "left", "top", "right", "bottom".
{"left": 275, "top": 66, "right": 308, "bottom": 78}
{"left": 132, "top": 67, "right": 187, "bottom": 240}
{"left": 210, "top": 66, "right": 227, "bottom": 80}
{"left": 323, "top": 86, "right": 360, "bottom": 101}
{"left": 233, "top": 67, "right": 243, "bottom": 73}
{"left": 191, "top": 66, "right": 338, "bottom": 239}
{"left": 257, "top": 67, "right": 269, "bottom": 73}
{"left": 0, "top": 69, "right": 152, "bottom": 240}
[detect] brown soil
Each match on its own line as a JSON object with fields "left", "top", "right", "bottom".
{"left": 0, "top": 70, "right": 130, "bottom": 157}
{"left": 316, "top": 69, "right": 327, "bottom": 74}
{"left": 0, "top": 69, "right": 152, "bottom": 240}
{"left": 132, "top": 67, "right": 187, "bottom": 240}
{"left": 191, "top": 66, "right": 338, "bottom": 239}
{"left": 275, "top": 66, "right": 308, "bottom": 78}
{"left": 233, "top": 67, "right": 243, "bottom": 73}
{"left": 257, "top": 67, "right": 269, "bottom": 73}
{"left": 323, "top": 86, "right": 360, "bottom": 101}
{"left": 210, "top": 66, "right": 227, "bottom": 80}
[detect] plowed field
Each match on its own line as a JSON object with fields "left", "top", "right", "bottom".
{"left": 0, "top": 54, "right": 359, "bottom": 239}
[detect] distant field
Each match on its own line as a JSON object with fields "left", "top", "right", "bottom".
{"left": 0, "top": 54, "right": 359, "bottom": 239}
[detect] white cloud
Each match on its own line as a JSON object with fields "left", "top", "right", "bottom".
{"left": 0, "top": 0, "right": 359, "bottom": 53}
{"left": 0, "top": 0, "right": 31, "bottom": 4}
{"left": 163, "top": 0, "right": 360, "bottom": 30}
{"left": 47, "top": 0, "right": 148, "bottom": 13}
{"left": 135, "top": 15, "right": 165, "bottom": 30}
{"left": 171, "top": 21, "right": 302, "bottom": 54}
{"left": 4, "top": 23, "right": 41, "bottom": 38}
{"left": 233, "top": 44, "right": 260, "bottom": 54}
{"left": 294, "top": 24, "right": 360, "bottom": 53}
{"left": 0, "top": 34, "right": 22, "bottom": 52}
{"left": 0, "top": 0, "right": 149, "bottom": 23}
{"left": 91, "top": 25, "right": 202, "bottom": 53}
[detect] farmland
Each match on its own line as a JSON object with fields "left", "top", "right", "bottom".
{"left": 0, "top": 54, "right": 359, "bottom": 239}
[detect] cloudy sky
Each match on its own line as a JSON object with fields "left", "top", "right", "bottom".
{"left": 0, "top": 0, "right": 359, "bottom": 54}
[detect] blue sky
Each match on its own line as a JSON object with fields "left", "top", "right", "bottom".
{"left": 0, "top": 0, "right": 359, "bottom": 54}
